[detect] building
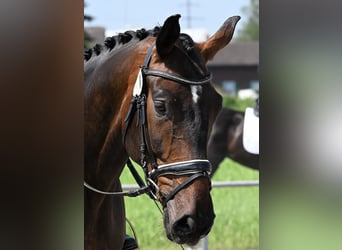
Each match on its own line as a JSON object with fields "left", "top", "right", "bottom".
{"left": 208, "top": 41, "right": 259, "bottom": 95}
{"left": 84, "top": 27, "right": 105, "bottom": 47}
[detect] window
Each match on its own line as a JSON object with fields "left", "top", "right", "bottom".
{"left": 250, "top": 80, "right": 259, "bottom": 91}
{"left": 221, "top": 80, "right": 237, "bottom": 95}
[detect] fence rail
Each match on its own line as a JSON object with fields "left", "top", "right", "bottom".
{"left": 122, "top": 180, "right": 259, "bottom": 191}
{"left": 123, "top": 180, "right": 259, "bottom": 250}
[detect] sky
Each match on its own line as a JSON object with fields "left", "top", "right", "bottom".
{"left": 84, "top": 0, "right": 250, "bottom": 38}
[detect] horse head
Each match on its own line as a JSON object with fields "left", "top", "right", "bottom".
{"left": 123, "top": 15, "right": 240, "bottom": 245}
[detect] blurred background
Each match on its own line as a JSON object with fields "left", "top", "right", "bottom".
{"left": 2, "top": 0, "right": 342, "bottom": 249}
{"left": 84, "top": 1, "right": 259, "bottom": 249}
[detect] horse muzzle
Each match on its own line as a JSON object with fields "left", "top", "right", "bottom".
{"left": 151, "top": 159, "right": 214, "bottom": 245}
{"left": 164, "top": 199, "right": 215, "bottom": 245}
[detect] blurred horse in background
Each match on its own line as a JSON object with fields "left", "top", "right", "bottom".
{"left": 208, "top": 107, "right": 259, "bottom": 176}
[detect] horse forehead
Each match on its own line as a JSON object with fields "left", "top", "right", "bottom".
{"left": 158, "top": 83, "right": 202, "bottom": 104}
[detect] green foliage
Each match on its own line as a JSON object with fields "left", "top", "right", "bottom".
{"left": 222, "top": 95, "right": 256, "bottom": 111}
{"left": 84, "top": 31, "right": 93, "bottom": 49}
{"left": 84, "top": 2, "right": 93, "bottom": 49}
{"left": 236, "top": 0, "right": 259, "bottom": 41}
{"left": 120, "top": 159, "right": 259, "bottom": 250}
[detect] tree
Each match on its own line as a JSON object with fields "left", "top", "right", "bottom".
{"left": 84, "top": 2, "right": 93, "bottom": 49}
{"left": 236, "top": 0, "right": 259, "bottom": 41}
{"left": 84, "top": 14, "right": 93, "bottom": 22}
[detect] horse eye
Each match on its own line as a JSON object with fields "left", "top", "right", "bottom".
{"left": 154, "top": 100, "right": 167, "bottom": 115}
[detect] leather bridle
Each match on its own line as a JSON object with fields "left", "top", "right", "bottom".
{"left": 85, "top": 41, "right": 213, "bottom": 207}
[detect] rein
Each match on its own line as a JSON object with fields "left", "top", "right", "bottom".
{"left": 84, "top": 41, "right": 212, "bottom": 207}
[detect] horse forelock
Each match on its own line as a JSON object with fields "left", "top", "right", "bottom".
{"left": 179, "top": 33, "right": 195, "bottom": 51}
{"left": 84, "top": 27, "right": 161, "bottom": 62}
{"left": 165, "top": 33, "right": 208, "bottom": 77}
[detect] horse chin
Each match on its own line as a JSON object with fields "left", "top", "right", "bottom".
{"left": 163, "top": 201, "right": 213, "bottom": 246}
{"left": 163, "top": 206, "right": 173, "bottom": 241}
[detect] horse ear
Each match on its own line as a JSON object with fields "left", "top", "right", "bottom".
{"left": 156, "top": 14, "right": 181, "bottom": 58}
{"left": 197, "top": 16, "right": 241, "bottom": 62}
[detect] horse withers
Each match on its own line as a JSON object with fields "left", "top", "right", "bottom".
{"left": 84, "top": 14, "right": 240, "bottom": 249}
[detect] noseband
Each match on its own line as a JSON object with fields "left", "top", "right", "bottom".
{"left": 85, "top": 41, "right": 212, "bottom": 207}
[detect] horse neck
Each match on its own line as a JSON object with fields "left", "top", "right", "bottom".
{"left": 85, "top": 41, "right": 157, "bottom": 250}
{"left": 84, "top": 47, "right": 145, "bottom": 188}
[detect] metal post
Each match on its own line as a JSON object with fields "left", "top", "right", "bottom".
{"left": 203, "top": 235, "right": 208, "bottom": 250}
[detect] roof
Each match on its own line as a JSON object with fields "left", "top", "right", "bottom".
{"left": 208, "top": 41, "right": 259, "bottom": 66}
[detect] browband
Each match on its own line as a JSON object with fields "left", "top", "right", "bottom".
{"left": 141, "top": 41, "right": 212, "bottom": 86}
{"left": 142, "top": 68, "right": 212, "bottom": 85}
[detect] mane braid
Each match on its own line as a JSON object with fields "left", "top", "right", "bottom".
{"left": 118, "top": 31, "right": 133, "bottom": 44}
{"left": 84, "top": 26, "right": 161, "bottom": 61}
{"left": 104, "top": 37, "right": 116, "bottom": 50}
{"left": 84, "top": 48, "right": 92, "bottom": 61}
{"left": 93, "top": 44, "right": 103, "bottom": 55}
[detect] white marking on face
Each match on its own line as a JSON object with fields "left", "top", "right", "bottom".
{"left": 191, "top": 86, "right": 202, "bottom": 104}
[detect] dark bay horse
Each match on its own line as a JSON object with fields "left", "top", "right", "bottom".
{"left": 208, "top": 107, "right": 259, "bottom": 176}
{"left": 84, "top": 14, "right": 240, "bottom": 249}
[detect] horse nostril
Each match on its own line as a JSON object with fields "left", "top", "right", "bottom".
{"left": 173, "top": 216, "right": 196, "bottom": 236}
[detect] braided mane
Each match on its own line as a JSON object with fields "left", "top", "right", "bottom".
{"left": 84, "top": 27, "right": 161, "bottom": 61}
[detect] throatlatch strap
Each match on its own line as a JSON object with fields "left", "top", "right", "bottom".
{"left": 142, "top": 41, "right": 155, "bottom": 68}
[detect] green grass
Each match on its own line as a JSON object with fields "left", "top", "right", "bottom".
{"left": 120, "top": 158, "right": 259, "bottom": 250}
{"left": 222, "top": 96, "right": 256, "bottom": 111}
